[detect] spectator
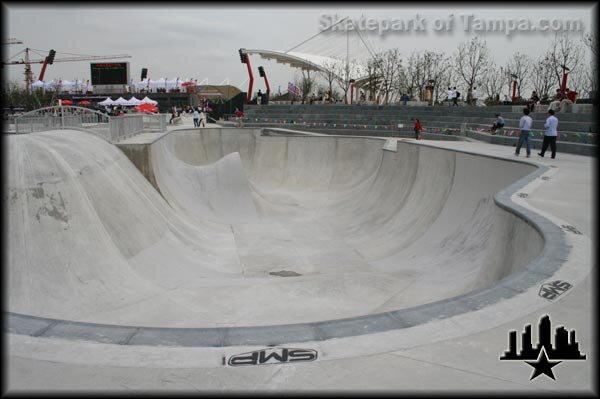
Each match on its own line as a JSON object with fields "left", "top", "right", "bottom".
{"left": 192, "top": 107, "right": 199, "bottom": 127}
{"left": 414, "top": 118, "right": 422, "bottom": 140}
{"left": 257, "top": 89, "right": 263, "bottom": 105}
{"left": 401, "top": 93, "right": 410, "bottom": 105}
{"left": 198, "top": 107, "right": 206, "bottom": 127}
{"left": 234, "top": 107, "right": 244, "bottom": 127}
{"left": 565, "top": 88, "right": 577, "bottom": 103}
{"left": 491, "top": 113, "right": 505, "bottom": 135}
{"left": 514, "top": 108, "right": 533, "bottom": 158}
{"left": 529, "top": 90, "right": 540, "bottom": 111}
{"left": 560, "top": 88, "right": 575, "bottom": 113}
{"left": 538, "top": 109, "right": 558, "bottom": 159}
{"left": 452, "top": 87, "right": 460, "bottom": 106}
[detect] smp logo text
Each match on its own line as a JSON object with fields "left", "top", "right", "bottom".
{"left": 227, "top": 347, "right": 318, "bottom": 366}
{"left": 539, "top": 280, "right": 572, "bottom": 301}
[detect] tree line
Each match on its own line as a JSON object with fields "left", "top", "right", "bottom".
{"left": 294, "top": 32, "right": 597, "bottom": 105}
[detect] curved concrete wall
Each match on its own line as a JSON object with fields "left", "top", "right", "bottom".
{"left": 6, "top": 127, "right": 544, "bottom": 329}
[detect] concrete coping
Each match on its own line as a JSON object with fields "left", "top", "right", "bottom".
{"left": 6, "top": 129, "right": 570, "bottom": 348}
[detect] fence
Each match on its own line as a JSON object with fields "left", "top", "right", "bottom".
{"left": 108, "top": 113, "right": 166, "bottom": 141}
{"left": 10, "top": 106, "right": 166, "bottom": 143}
{"left": 13, "top": 106, "right": 111, "bottom": 140}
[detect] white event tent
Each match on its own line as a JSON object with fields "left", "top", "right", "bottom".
{"left": 98, "top": 97, "right": 115, "bottom": 106}
{"left": 140, "top": 96, "right": 158, "bottom": 105}
{"left": 127, "top": 97, "right": 143, "bottom": 106}
{"left": 112, "top": 97, "right": 130, "bottom": 106}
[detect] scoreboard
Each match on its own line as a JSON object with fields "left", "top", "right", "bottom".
{"left": 90, "top": 62, "right": 130, "bottom": 85}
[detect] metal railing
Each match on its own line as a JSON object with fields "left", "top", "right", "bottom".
{"left": 108, "top": 113, "right": 167, "bottom": 142}
{"left": 12, "top": 106, "right": 111, "bottom": 140}
{"left": 9, "top": 106, "right": 167, "bottom": 143}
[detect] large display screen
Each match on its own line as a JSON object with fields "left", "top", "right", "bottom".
{"left": 90, "top": 62, "right": 129, "bottom": 85}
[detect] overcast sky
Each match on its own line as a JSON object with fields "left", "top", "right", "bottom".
{"left": 3, "top": 3, "right": 596, "bottom": 93}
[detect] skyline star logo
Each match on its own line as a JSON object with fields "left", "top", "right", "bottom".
{"left": 499, "top": 314, "right": 586, "bottom": 381}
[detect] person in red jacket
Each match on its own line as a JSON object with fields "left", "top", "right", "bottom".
{"left": 234, "top": 108, "right": 244, "bottom": 127}
{"left": 414, "top": 118, "right": 422, "bottom": 140}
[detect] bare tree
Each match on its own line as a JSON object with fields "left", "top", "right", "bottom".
{"left": 547, "top": 32, "right": 585, "bottom": 88}
{"left": 422, "top": 51, "right": 450, "bottom": 104}
{"left": 361, "top": 54, "right": 383, "bottom": 103}
{"left": 483, "top": 63, "right": 504, "bottom": 104}
{"left": 566, "top": 67, "right": 589, "bottom": 97}
{"left": 294, "top": 68, "right": 317, "bottom": 103}
{"left": 530, "top": 55, "right": 555, "bottom": 101}
{"left": 377, "top": 48, "right": 402, "bottom": 105}
{"left": 454, "top": 37, "right": 490, "bottom": 94}
{"left": 319, "top": 57, "right": 343, "bottom": 101}
{"left": 506, "top": 52, "right": 532, "bottom": 99}
{"left": 582, "top": 32, "right": 598, "bottom": 100}
{"left": 403, "top": 51, "right": 422, "bottom": 100}
{"left": 332, "top": 56, "right": 361, "bottom": 104}
{"left": 583, "top": 32, "right": 598, "bottom": 57}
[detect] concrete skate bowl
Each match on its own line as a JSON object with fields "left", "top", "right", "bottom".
{"left": 6, "top": 128, "right": 568, "bottom": 347}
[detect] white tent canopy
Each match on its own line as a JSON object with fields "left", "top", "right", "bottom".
{"left": 98, "top": 97, "right": 115, "bottom": 106}
{"left": 127, "top": 97, "right": 142, "bottom": 105}
{"left": 140, "top": 96, "right": 158, "bottom": 105}
{"left": 32, "top": 79, "right": 58, "bottom": 91}
{"left": 112, "top": 97, "right": 130, "bottom": 106}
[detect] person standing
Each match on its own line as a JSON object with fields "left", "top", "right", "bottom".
{"left": 198, "top": 107, "right": 206, "bottom": 127}
{"left": 257, "top": 89, "right": 263, "bottom": 105}
{"left": 192, "top": 107, "right": 199, "bottom": 127}
{"left": 169, "top": 106, "right": 177, "bottom": 124}
{"left": 472, "top": 87, "right": 478, "bottom": 106}
{"left": 452, "top": 87, "right": 460, "bottom": 106}
{"left": 514, "top": 108, "right": 533, "bottom": 157}
{"left": 538, "top": 109, "right": 558, "bottom": 159}
{"left": 234, "top": 107, "right": 244, "bottom": 127}
{"left": 447, "top": 87, "right": 453, "bottom": 107}
{"left": 414, "top": 118, "right": 423, "bottom": 140}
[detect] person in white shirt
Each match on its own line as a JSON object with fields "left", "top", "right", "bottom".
{"left": 472, "top": 87, "right": 478, "bottom": 105}
{"left": 515, "top": 108, "right": 533, "bottom": 157}
{"left": 538, "top": 109, "right": 559, "bottom": 159}
{"left": 192, "top": 108, "right": 199, "bottom": 127}
{"left": 447, "top": 87, "right": 454, "bottom": 107}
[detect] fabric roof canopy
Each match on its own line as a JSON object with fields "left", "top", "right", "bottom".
{"left": 244, "top": 49, "right": 370, "bottom": 86}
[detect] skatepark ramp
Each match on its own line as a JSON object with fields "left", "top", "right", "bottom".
{"left": 7, "top": 127, "right": 563, "bottom": 341}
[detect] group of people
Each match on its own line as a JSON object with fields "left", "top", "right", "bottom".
{"left": 490, "top": 108, "right": 559, "bottom": 159}
{"left": 548, "top": 88, "right": 578, "bottom": 113}
{"left": 192, "top": 106, "right": 206, "bottom": 127}
{"left": 446, "top": 86, "right": 479, "bottom": 106}
{"left": 513, "top": 108, "right": 559, "bottom": 159}
{"left": 168, "top": 103, "right": 209, "bottom": 127}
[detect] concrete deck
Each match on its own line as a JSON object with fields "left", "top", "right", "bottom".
{"left": 4, "top": 115, "right": 595, "bottom": 393}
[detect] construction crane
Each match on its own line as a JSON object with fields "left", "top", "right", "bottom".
{"left": 3, "top": 47, "right": 131, "bottom": 92}
{"left": 3, "top": 38, "right": 24, "bottom": 45}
